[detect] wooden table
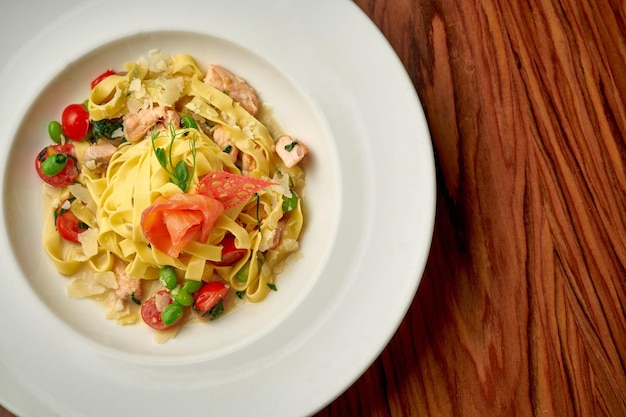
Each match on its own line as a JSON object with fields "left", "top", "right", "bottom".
{"left": 2, "top": 0, "right": 625, "bottom": 416}
{"left": 315, "top": 0, "right": 626, "bottom": 416}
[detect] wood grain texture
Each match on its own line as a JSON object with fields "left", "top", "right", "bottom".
{"left": 315, "top": 0, "right": 626, "bottom": 416}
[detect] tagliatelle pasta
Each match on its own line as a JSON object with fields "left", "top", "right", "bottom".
{"left": 36, "top": 50, "right": 308, "bottom": 338}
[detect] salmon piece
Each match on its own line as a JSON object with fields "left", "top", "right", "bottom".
{"left": 204, "top": 65, "right": 259, "bottom": 116}
{"left": 141, "top": 193, "right": 225, "bottom": 258}
{"left": 83, "top": 143, "right": 117, "bottom": 174}
{"left": 212, "top": 125, "right": 239, "bottom": 163}
{"left": 123, "top": 106, "right": 180, "bottom": 142}
{"left": 112, "top": 260, "right": 142, "bottom": 301}
{"left": 275, "top": 135, "right": 308, "bottom": 168}
{"left": 241, "top": 152, "right": 256, "bottom": 176}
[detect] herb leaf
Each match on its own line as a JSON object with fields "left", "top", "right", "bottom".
{"left": 154, "top": 147, "right": 168, "bottom": 169}
{"left": 174, "top": 161, "right": 190, "bottom": 191}
{"left": 284, "top": 141, "right": 298, "bottom": 152}
{"left": 150, "top": 123, "right": 197, "bottom": 192}
{"left": 204, "top": 299, "right": 225, "bottom": 320}
{"left": 130, "top": 292, "right": 142, "bottom": 305}
{"left": 267, "top": 283, "right": 277, "bottom": 291}
{"left": 91, "top": 118, "right": 123, "bottom": 140}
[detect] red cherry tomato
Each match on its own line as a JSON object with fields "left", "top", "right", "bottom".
{"left": 35, "top": 144, "right": 79, "bottom": 187}
{"left": 141, "top": 290, "right": 175, "bottom": 330}
{"left": 193, "top": 281, "right": 229, "bottom": 317}
{"left": 62, "top": 103, "right": 90, "bottom": 141}
{"left": 55, "top": 203, "right": 87, "bottom": 244}
{"left": 90, "top": 69, "right": 116, "bottom": 89}
{"left": 210, "top": 234, "right": 247, "bottom": 266}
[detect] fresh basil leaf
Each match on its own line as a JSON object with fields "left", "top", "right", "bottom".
{"left": 267, "top": 283, "right": 277, "bottom": 291}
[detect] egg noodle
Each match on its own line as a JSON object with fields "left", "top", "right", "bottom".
{"left": 41, "top": 51, "right": 306, "bottom": 331}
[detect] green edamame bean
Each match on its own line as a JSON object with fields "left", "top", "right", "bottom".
{"left": 41, "top": 154, "right": 68, "bottom": 176}
{"left": 48, "top": 121, "right": 63, "bottom": 144}
{"left": 161, "top": 303, "right": 183, "bottom": 326}
{"left": 171, "top": 286, "right": 194, "bottom": 307}
{"left": 182, "top": 279, "right": 202, "bottom": 293}
{"left": 159, "top": 266, "right": 177, "bottom": 290}
{"left": 180, "top": 115, "right": 198, "bottom": 130}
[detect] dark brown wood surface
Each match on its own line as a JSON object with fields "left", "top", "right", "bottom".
{"left": 2, "top": 0, "right": 625, "bottom": 416}
{"left": 315, "top": 0, "right": 626, "bottom": 416}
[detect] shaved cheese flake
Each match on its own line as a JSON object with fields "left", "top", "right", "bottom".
{"left": 155, "top": 292, "right": 171, "bottom": 312}
{"left": 78, "top": 227, "right": 99, "bottom": 258}
{"left": 93, "top": 271, "right": 118, "bottom": 289}
{"left": 67, "top": 183, "right": 96, "bottom": 212}
{"left": 159, "top": 77, "right": 184, "bottom": 106}
{"left": 129, "top": 78, "right": 142, "bottom": 92}
{"left": 67, "top": 275, "right": 106, "bottom": 298}
{"left": 111, "top": 127, "right": 124, "bottom": 138}
{"left": 271, "top": 171, "right": 292, "bottom": 198}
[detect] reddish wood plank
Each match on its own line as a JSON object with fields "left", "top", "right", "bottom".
{"left": 316, "top": 0, "right": 626, "bottom": 416}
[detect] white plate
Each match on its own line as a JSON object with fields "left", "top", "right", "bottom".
{"left": 0, "top": 1, "right": 435, "bottom": 416}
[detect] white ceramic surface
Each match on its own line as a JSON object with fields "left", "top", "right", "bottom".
{"left": 0, "top": 1, "right": 436, "bottom": 416}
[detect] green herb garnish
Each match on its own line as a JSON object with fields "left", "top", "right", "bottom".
{"left": 151, "top": 123, "right": 197, "bottom": 192}
{"left": 284, "top": 141, "right": 298, "bottom": 152}
{"left": 267, "top": 283, "right": 277, "bottom": 291}
{"left": 204, "top": 299, "right": 225, "bottom": 320}
{"left": 91, "top": 118, "right": 124, "bottom": 141}
{"left": 254, "top": 192, "right": 262, "bottom": 229}
{"left": 130, "top": 292, "right": 141, "bottom": 305}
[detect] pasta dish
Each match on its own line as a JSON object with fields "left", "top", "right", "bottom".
{"left": 34, "top": 50, "right": 308, "bottom": 339}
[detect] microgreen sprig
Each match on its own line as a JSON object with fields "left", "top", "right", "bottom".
{"left": 151, "top": 123, "right": 197, "bottom": 192}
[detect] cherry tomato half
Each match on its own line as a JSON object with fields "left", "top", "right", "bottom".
{"left": 55, "top": 202, "right": 87, "bottom": 244}
{"left": 193, "top": 281, "right": 229, "bottom": 318}
{"left": 35, "top": 144, "right": 79, "bottom": 187}
{"left": 141, "top": 290, "right": 176, "bottom": 330}
{"left": 210, "top": 234, "right": 247, "bottom": 266}
{"left": 90, "top": 69, "right": 116, "bottom": 89}
{"left": 62, "top": 103, "right": 90, "bottom": 141}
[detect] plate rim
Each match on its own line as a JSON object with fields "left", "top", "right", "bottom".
{"left": 0, "top": 1, "right": 436, "bottom": 416}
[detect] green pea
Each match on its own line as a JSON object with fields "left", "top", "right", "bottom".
{"left": 48, "top": 121, "right": 63, "bottom": 144}
{"left": 282, "top": 190, "right": 299, "bottom": 212}
{"left": 180, "top": 115, "right": 198, "bottom": 130}
{"left": 171, "top": 286, "right": 194, "bottom": 306}
{"left": 158, "top": 266, "right": 177, "bottom": 290}
{"left": 182, "top": 279, "right": 202, "bottom": 294}
{"left": 41, "top": 154, "right": 68, "bottom": 176}
{"left": 161, "top": 303, "right": 183, "bottom": 326}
